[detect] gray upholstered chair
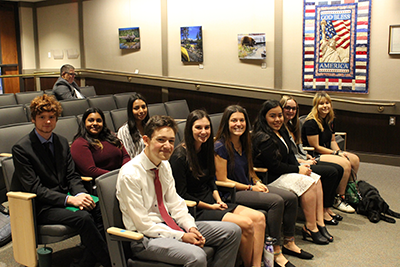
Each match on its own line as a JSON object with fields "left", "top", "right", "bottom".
{"left": 114, "top": 92, "right": 135, "bottom": 109}
{"left": 15, "top": 91, "right": 44, "bottom": 105}
{"left": 0, "top": 93, "right": 17, "bottom": 107}
{"left": 147, "top": 103, "right": 168, "bottom": 117}
{"left": 79, "top": 86, "right": 97, "bottom": 97}
{"left": 2, "top": 157, "right": 79, "bottom": 267}
{"left": 87, "top": 95, "right": 117, "bottom": 112}
{"left": 53, "top": 116, "right": 80, "bottom": 145}
{"left": 110, "top": 108, "right": 128, "bottom": 132}
{"left": 95, "top": 169, "right": 216, "bottom": 267}
{"left": 0, "top": 105, "right": 29, "bottom": 127}
{"left": 60, "top": 98, "right": 90, "bottom": 117}
{"left": 164, "top": 100, "right": 190, "bottom": 120}
{"left": 209, "top": 113, "right": 223, "bottom": 138}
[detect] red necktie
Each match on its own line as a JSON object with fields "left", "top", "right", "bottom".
{"left": 152, "top": 168, "right": 183, "bottom": 232}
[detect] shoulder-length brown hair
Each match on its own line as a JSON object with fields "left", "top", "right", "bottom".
{"left": 280, "top": 95, "right": 300, "bottom": 144}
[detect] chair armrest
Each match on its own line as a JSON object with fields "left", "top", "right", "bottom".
{"left": 107, "top": 226, "right": 143, "bottom": 241}
{"left": 302, "top": 146, "right": 315, "bottom": 151}
{"left": 335, "top": 132, "right": 347, "bottom": 136}
{"left": 7, "top": 191, "right": 38, "bottom": 267}
{"left": 7, "top": 191, "right": 37, "bottom": 200}
{"left": 253, "top": 167, "right": 268, "bottom": 173}
{"left": 81, "top": 176, "right": 93, "bottom": 182}
{"left": 215, "top": 181, "right": 235, "bottom": 188}
{"left": 0, "top": 153, "right": 12, "bottom": 157}
{"left": 216, "top": 181, "right": 236, "bottom": 204}
{"left": 185, "top": 200, "right": 196, "bottom": 207}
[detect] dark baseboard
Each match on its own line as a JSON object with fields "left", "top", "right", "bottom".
{"left": 355, "top": 151, "right": 400, "bottom": 167}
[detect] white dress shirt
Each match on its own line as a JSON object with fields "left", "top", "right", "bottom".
{"left": 116, "top": 151, "right": 196, "bottom": 240}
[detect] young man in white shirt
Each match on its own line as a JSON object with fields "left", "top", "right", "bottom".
{"left": 116, "top": 115, "right": 241, "bottom": 267}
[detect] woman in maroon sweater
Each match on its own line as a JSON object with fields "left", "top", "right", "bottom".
{"left": 71, "top": 107, "right": 130, "bottom": 181}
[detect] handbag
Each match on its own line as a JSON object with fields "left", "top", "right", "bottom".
{"left": 344, "top": 169, "right": 362, "bottom": 206}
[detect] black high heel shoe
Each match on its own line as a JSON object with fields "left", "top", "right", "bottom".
{"left": 324, "top": 217, "right": 339, "bottom": 225}
{"left": 317, "top": 224, "right": 334, "bottom": 242}
{"left": 302, "top": 225, "right": 329, "bottom": 245}
{"left": 332, "top": 214, "right": 343, "bottom": 221}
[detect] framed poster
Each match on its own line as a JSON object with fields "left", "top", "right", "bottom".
{"left": 388, "top": 25, "right": 400, "bottom": 55}
{"left": 302, "top": 0, "right": 371, "bottom": 94}
{"left": 180, "top": 26, "right": 203, "bottom": 62}
{"left": 119, "top": 27, "right": 140, "bottom": 49}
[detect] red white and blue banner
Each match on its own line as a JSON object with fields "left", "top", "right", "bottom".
{"left": 302, "top": 0, "right": 371, "bottom": 94}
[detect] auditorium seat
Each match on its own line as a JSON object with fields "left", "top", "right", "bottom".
{"left": 164, "top": 99, "right": 190, "bottom": 120}
{"left": 15, "top": 91, "right": 44, "bottom": 105}
{"left": 0, "top": 122, "right": 35, "bottom": 156}
{"left": 209, "top": 113, "right": 223, "bottom": 137}
{"left": 60, "top": 99, "right": 90, "bottom": 117}
{"left": 175, "top": 120, "right": 186, "bottom": 147}
{"left": 113, "top": 92, "right": 134, "bottom": 109}
{"left": 147, "top": 103, "right": 168, "bottom": 117}
{"left": 110, "top": 108, "right": 128, "bottom": 132}
{"left": 87, "top": 95, "right": 117, "bottom": 111}
{"left": 53, "top": 116, "right": 80, "bottom": 145}
{"left": 80, "top": 86, "right": 97, "bottom": 97}
{"left": 0, "top": 93, "right": 17, "bottom": 107}
{"left": 0, "top": 105, "right": 29, "bottom": 127}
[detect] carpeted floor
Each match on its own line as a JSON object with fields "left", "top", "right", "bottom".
{"left": 1, "top": 161, "right": 399, "bottom": 267}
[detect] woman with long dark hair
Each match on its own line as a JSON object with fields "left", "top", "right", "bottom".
{"left": 215, "top": 105, "right": 312, "bottom": 267}
{"left": 117, "top": 92, "right": 150, "bottom": 158}
{"left": 170, "top": 109, "right": 266, "bottom": 267}
{"left": 71, "top": 107, "right": 130, "bottom": 181}
{"left": 252, "top": 100, "right": 332, "bottom": 245}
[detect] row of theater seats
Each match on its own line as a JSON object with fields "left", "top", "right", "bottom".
{"left": 0, "top": 86, "right": 97, "bottom": 108}
{"left": 0, "top": 91, "right": 191, "bottom": 128}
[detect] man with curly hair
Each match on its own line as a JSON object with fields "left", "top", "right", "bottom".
{"left": 11, "top": 94, "right": 110, "bottom": 267}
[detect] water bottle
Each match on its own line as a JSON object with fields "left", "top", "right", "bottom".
{"left": 263, "top": 236, "right": 275, "bottom": 267}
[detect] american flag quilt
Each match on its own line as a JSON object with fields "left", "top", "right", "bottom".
{"left": 302, "top": 0, "right": 371, "bottom": 94}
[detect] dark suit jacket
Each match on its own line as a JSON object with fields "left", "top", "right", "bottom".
{"left": 52, "top": 77, "right": 85, "bottom": 100}
{"left": 12, "top": 129, "right": 87, "bottom": 216}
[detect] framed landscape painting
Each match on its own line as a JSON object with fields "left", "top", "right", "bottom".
{"left": 119, "top": 27, "right": 140, "bottom": 49}
{"left": 181, "top": 26, "right": 203, "bottom": 62}
{"left": 238, "top": 33, "right": 266, "bottom": 60}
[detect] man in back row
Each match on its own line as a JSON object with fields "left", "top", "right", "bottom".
{"left": 116, "top": 115, "right": 241, "bottom": 266}
{"left": 52, "top": 64, "right": 85, "bottom": 100}
{"left": 12, "top": 94, "right": 110, "bottom": 267}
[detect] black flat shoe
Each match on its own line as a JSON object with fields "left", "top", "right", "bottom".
{"left": 274, "top": 260, "right": 296, "bottom": 267}
{"left": 317, "top": 224, "right": 334, "bottom": 242}
{"left": 324, "top": 218, "right": 339, "bottom": 225}
{"left": 302, "top": 225, "right": 329, "bottom": 245}
{"left": 332, "top": 214, "right": 343, "bottom": 221}
{"left": 282, "top": 246, "right": 314, "bottom": 259}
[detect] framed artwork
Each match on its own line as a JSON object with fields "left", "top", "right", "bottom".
{"left": 180, "top": 26, "right": 203, "bottom": 62}
{"left": 388, "top": 25, "right": 400, "bottom": 55}
{"left": 119, "top": 27, "right": 140, "bottom": 49}
{"left": 302, "top": 0, "right": 371, "bottom": 94}
{"left": 238, "top": 33, "right": 266, "bottom": 60}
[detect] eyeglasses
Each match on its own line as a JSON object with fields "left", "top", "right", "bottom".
{"left": 284, "top": 106, "right": 297, "bottom": 111}
{"left": 68, "top": 72, "right": 76, "bottom": 76}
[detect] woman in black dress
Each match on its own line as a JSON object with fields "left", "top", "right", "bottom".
{"left": 170, "top": 109, "right": 266, "bottom": 267}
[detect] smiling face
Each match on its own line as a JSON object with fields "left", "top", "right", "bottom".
{"left": 265, "top": 106, "right": 284, "bottom": 133}
{"left": 283, "top": 99, "right": 297, "bottom": 122}
{"left": 132, "top": 99, "right": 148, "bottom": 122}
{"left": 229, "top": 112, "right": 246, "bottom": 138}
{"left": 32, "top": 111, "right": 57, "bottom": 139}
{"left": 317, "top": 97, "right": 331, "bottom": 118}
{"left": 85, "top": 112, "right": 103, "bottom": 137}
{"left": 143, "top": 126, "right": 175, "bottom": 166}
{"left": 192, "top": 117, "right": 211, "bottom": 147}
